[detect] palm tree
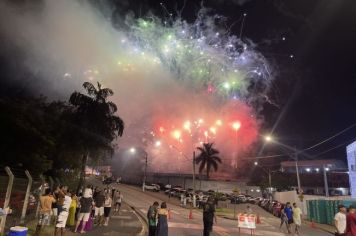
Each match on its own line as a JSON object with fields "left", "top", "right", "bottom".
{"left": 195, "top": 143, "right": 222, "bottom": 179}
{"left": 69, "top": 82, "right": 124, "bottom": 190}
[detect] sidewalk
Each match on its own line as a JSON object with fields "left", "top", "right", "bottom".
{"left": 25, "top": 202, "right": 146, "bottom": 236}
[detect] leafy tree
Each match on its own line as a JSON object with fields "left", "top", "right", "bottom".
{"left": 69, "top": 82, "right": 124, "bottom": 189}
{"left": 195, "top": 143, "right": 222, "bottom": 179}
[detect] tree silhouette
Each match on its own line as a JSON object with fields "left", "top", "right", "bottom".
{"left": 69, "top": 82, "right": 124, "bottom": 189}
{"left": 195, "top": 143, "right": 222, "bottom": 179}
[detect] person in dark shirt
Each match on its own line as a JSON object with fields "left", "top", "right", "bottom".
{"left": 203, "top": 197, "right": 217, "bottom": 236}
{"left": 94, "top": 190, "right": 105, "bottom": 226}
{"left": 284, "top": 202, "right": 293, "bottom": 234}
{"left": 74, "top": 197, "right": 93, "bottom": 233}
{"left": 147, "top": 201, "right": 159, "bottom": 236}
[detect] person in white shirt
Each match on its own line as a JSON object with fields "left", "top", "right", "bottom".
{"left": 103, "top": 193, "right": 112, "bottom": 226}
{"left": 55, "top": 189, "right": 72, "bottom": 236}
{"left": 114, "top": 191, "right": 123, "bottom": 213}
{"left": 334, "top": 204, "right": 347, "bottom": 236}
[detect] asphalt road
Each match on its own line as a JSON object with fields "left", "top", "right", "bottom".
{"left": 113, "top": 183, "right": 331, "bottom": 236}
{"left": 86, "top": 176, "right": 331, "bottom": 236}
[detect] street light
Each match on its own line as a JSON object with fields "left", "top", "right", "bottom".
{"left": 265, "top": 135, "right": 273, "bottom": 142}
{"left": 129, "top": 147, "right": 136, "bottom": 154}
{"left": 128, "top": 147, "right": 148, "bottom": 192}
{"left": 155, "top": 141, "right": 161, "bottom": 147}
{"left": 254, "top": 161, "right": 258, "bottom": 166}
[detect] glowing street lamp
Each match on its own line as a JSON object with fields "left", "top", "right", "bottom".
{"left": 254, "top": 161, "right": 258, "bottom": 166}
{"left": 155, "top": 141, "right": 161, "bottom": 147}
{"left": 129, "top": 147, "right": 136, "bottom": 154}
{"left": 265, "top": 135, "right": 273, "bottom": 142}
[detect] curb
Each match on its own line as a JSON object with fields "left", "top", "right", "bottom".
{"left": 123, "top": 200, "right": 148, "bottom": 226}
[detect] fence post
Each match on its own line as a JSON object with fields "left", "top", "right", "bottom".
{"left": 35, "top": 175, "right": 45, "bottom": 218}
{"left": 0, "top": 167, "right": 14, "bottom": 236}
{"left": 20, "top": 170, "right": 32, "bottom": 224}
{"left": 49, "top": 176, "right": 54, "bottom": 190}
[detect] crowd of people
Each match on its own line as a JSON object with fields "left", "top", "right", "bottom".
{"left": 35, "top": 184, "right": 123, "bottom": 236}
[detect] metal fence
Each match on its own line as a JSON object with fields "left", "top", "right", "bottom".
{"left": 0, "top": 166, "right": 55, "bottom": 235}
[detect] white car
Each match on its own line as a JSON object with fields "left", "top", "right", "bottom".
{"left": 144, "top": 184, "right": 160, "bottom": 192}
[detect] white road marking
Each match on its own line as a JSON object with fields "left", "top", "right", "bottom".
{"left": 111, "top": 215, "right": 133, "bottom": 220}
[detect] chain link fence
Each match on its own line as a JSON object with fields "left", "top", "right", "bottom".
{"left": 0, "top": 166, "right": 56, "bottom": 235}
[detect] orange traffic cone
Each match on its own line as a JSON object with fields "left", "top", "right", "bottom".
{"left": 310, "top": 219, "right": 316, "bottom": 228}
{"left": 168, "top": 209, "right": 172, "bottom": 220}
{"left": 188, "top": 209, "right": 193, "bottom": 219}
{"left": 256, "top": 214, "right": 261, "bottom": 224}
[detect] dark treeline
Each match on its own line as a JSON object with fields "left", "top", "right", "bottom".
{"left": 0, "top": 81, "right": 124, "bottom": 188}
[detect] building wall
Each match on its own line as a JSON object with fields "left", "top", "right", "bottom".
{"left": 273, "top": 191, "right": 353, "bottom": 216}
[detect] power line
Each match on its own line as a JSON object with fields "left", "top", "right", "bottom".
{"left": 300, "top": 122, "right": 356, "bottom": 152}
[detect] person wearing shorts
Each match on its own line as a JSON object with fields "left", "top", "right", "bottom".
{"left": 114, "top": 191, "right": 123, "bottom": 213}
{"left": 55, "top": 189, "right": 72, "bottom": 236}
{"left": 94, "top": 190, "right": 105, "bottom": 226}
{"left": 284, "top": 202, "right": 293, "bottom": 234}
{"left": 35, "top": 188, "right": 56, "bottom": 236}
{"left": 104, "top": 193, "right": 112, "bottom": 226}
{"left": 74, "top": 196, "right": 93, "bottom": 233}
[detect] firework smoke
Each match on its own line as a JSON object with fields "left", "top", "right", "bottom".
{"left": 0, "top": 0, "right": 274, "bottom": 176}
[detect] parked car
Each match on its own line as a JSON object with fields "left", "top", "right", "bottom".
{"left": 230, "top": 195, "right": 247, "bottom": 204}
{"left": 144, "top": 184, "right": 160, "bottom": 192}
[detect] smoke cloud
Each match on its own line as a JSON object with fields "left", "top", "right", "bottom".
{"left": 0, "top": 0, "right": 273, "bottom": 176}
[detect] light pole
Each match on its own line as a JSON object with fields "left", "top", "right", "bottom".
{"left": 129, "top": 147, "right": 148, "bottom": 192}
{"left": 143, "top": 152, "right": 148, "bottom": 192}
{"left": 264, "top": 136, "right": 302, "bottom": 193}
{"left": 323, "top": 164, "right": 329, "bottom": 197}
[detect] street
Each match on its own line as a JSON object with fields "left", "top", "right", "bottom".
{"left": 94, "top": 179, "right": 331, "bottom": 236}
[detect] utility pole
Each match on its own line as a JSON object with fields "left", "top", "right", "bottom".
{"left": 192, "top": 151, "right": 196, "bottom": 207}
{"left": 295, "top": 146, "right": 301, "bottom": 193}
{"left": 323, "top": 164, "right": 329, "bottom": 197}
{"left": 268, "top": 169, "right": 272, "bottom": 189}
{"left": 143, "top": 152, "right": 147, "bottom": 192}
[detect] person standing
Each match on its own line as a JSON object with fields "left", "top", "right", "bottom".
{"left": 203, "top": 197, "right": 217, "bottom": 236}
{"left": 334, "top": 204, "right": 346, "bottom": 236}
{"left": 54, "top": 189, "right": 72, "bottom": 236}
{"left": 67, "top": 191, "right": 77, "bottom": 227}
{"left": 292, "top": 202, "right": 302, "bottom": 235}
{"left": 346, "top": 205, "right": 356, "bottom": 236}
{"left": 279, "top": 205, "right": 289, "bottom": 232}
{"left": 284, "top": 202, "right": 293, "bottom": 234}
{"left": 94, "top": 189, "right": 105, "bottom": 226}
{"left": 56, "top": 186, "right": 67, "bottom": 215}
{"left": 74, "top": 195, "right": 93, "bottom": 233}
{"left": 103, "top": 193, "right": 112, "bottom": 226}
{"left": 147, "top": 201, "right": 159, "bottom": 236}
{"left": 35, "top": 188, "right": 56, "bottom": 236}
{"left": 114, "top": 191, "right": 123, "bottom": 214}
{"left": 156, "top": 202, "right": 169, "bottom": 236}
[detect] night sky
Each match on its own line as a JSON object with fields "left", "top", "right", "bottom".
{"left": 1, "top": 0, "right": 355, "bottom": 162}
{"left": 114, "top": 0, "right": 356, "bottom": 161}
